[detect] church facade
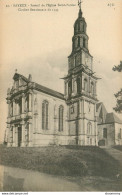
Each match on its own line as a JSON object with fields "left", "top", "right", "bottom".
{"left": 5, "top": 5, "right": 121, "bottom": 147}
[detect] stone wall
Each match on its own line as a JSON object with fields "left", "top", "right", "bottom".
{"left": 115, "top": 123, "right": 122, "bottom": 145}
{"left": 32, "top": 90, "right": 68, "bottom": 146}
{"left": 98, "top": 123, "right": 115, "bottom": 146}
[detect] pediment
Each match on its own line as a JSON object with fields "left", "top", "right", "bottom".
{"left": 13, "top": 73, "right": 28, "bottom": 89}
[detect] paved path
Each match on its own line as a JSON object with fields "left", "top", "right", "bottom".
{"left": 0, "top": 165, "right": 82, "bottom": 191}
{"left": 103, "top": 147, "right": 122, "bottom": 164}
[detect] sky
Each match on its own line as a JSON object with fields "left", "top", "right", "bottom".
{"left": 0, "top": 0, "right": 122, "bottom": 142}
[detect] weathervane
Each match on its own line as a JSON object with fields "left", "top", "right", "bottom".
{"left": 78, "top": 0, "right": 83, "bottom": 9}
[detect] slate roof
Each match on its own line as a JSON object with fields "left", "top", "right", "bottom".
{"left": 13, "top": 73, "right": 65, "bottom": 100}
{"left": 97, "top": 102, "right": 122, "bottom": 124}
{"left": 105, "top": 113, "right": 122, "bottom": 124}
{"left": 96, "top": 102, "right": 107, "bottom": 123}
{"left": 34, "top": 83, "right": 64, "bottom": 100}
{"left": 96, "top": 102, "right": 102, "bottom": 111}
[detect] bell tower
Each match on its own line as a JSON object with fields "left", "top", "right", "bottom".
{"left": 64, "top": 2, "right": 98, "bottom": 146}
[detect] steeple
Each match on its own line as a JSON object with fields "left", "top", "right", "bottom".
{"left": 78, "top": 0, "right": 82, "bottom": 17}
{"left": 67, "top": 1, "right": 93, "bottom": 73}
{"left": 72, "top": 1, "right": 88, "bottom": 54}
{"left": 78, "top": 8, "right": 82, "bottom": 18}
{"left": 63, "top": 1, "right": 98, "bottom": 103}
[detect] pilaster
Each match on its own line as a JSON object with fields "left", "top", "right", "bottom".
{"left": 12, "top": 125, "right": 16, "bottom": 147}
{"left": 21, "top": 120, "right": 25, "bottom": 147}
{"left": 28, "top": 91, "right": 32, "bottom": 112}
{"left": 22, "top": 93, "right": 25, "bottom": 114}
{"left": 15, "top": 126, "right": 18, "bottom": 147}
{"left": 12, "top": 99, "right": 15, "bottom": 116}
{"left": 7, "top": 124, "right": 11, "bottom": 147}
{"left": 28, "top": 119, "right": 33, "bottom": 146}
{"left": 7, "top": 100, "right": 11, "bottom": 118}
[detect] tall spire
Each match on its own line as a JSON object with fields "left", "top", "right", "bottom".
{"left": 78, "top": 0, "right": 82, "bottom": 10}
{"left": 78, "top": 0, "right": 83, "bottom": 17}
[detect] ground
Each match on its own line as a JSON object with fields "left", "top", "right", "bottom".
{"left": 0, "top": 145, "right": 122, "bottom": 191}
{"left": 113, "top": 145, "right": 122, "bottom": 151}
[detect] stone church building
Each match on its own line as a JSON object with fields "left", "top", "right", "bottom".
{"left": 5, "top": 5, "right": 122, "bottom": 147}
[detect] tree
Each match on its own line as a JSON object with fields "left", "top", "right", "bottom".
{"left": 112, "top": 61, "right": 122, "bottom": 113}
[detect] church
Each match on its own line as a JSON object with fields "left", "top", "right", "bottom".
{"left": 5, "top": 3, "right": 122, "bottom": 147}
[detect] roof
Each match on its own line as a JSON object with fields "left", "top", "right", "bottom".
{"left": 96, "top": 102, "right": 108, "bottom": 123}
{"left": 96, "top": 102, "right": 102, "bottom": 111}
{"left": 97, "top": 102, "right": 122, "bottom": 124}
{"left": 34, "top": 83, "right": 64, "bottom": 100}
{"left": 105, "top": 113, "right": 122, "bottom": 124}
{"left": 13, "top": 73, "right": 65, "bottom": 100}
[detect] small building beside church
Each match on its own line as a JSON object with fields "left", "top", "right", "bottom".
{"left": 97, "top": 102, "right": 122, "bottom": 146}
{"left": 5, "top": 4, "right": 122, "bottom": 147}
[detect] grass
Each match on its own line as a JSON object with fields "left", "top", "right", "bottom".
{"left": 0, "top": 144, "right": 121, "bottom": 179}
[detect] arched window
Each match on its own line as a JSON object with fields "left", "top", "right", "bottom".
{"left": 68, "top": 80, "right": 72, "bottom": 96}
{"left": 25, "top": 95, "right": 29, "bottom": 112}
{"left": 18, "top": 98, "right": 22, "bottom": 114}
{"left": 91, "top": 82, "right": 94, "bottom": 95}
{"left": 87, "top": 122, "right": 92, "bottom": 135}
{"left": 103, "top": 128, "right": 107, "bottom": 138}
{"left": 83, "top": 37, "right": 86, "bottom": 48}
{"left": 75, "top": 38, "right": 78, "bottom": 48}
{"left": 78, "top": 37, "right": 80, "bottom": 47}
{"left": 75, "top": 23, "right": 78, "bottom": 32}
{"left": 34, "top": 98, "right": 38, "bottom": 113}
{"left": 42, "top": 100, "right": 48, "bottom": 130}
{"left": 84, "top": 78, "right": 88, "bottom": 92}
{"left": 77, "top": 77, "right": 81, "bottom": 94}
{"left": 10, "top": 127, "right": 13, "bottom": 143}
{"left": 59, "top": 105, "right": 64, "bottom": 131}
{"left": 80, "top": 22, "right": 85, "bottom": 32}
{"left": 82, "top": 23, "right": 85, "bottom": 32}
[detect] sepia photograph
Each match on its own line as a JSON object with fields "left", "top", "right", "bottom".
{"left": 0, "top": 0, "right": 122, "bottom": 192}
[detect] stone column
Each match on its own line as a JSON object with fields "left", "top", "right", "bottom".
{"left": 12, "top": 100, "right": 15, "bottom": 116}
{"left": 88, "top": 77, "right": 91, "bottom": 95}
{"left": 79, "top": 100, "right": 82, "bottom": 118}
{"left": 64, "top": 82, "right": 67, "bottom": 96}
{"left": 65, "top": 82, "right": 68, "bottom": 99}
{"left": 81, "top": 75, "right": 84, "bottom": 92}
{"left": 7, "top": 100, "right": 10, "bottom": 118}
{"left": 74, "top": 79, "right": 77, "bottom": 95}
{"left": 82, "top": 99, "right": 87, "bottom": 145}
{"left": 28, "top": 91, "right": 32, "bottom": 112}
{"left": 22, "top": 93, "right": 25, "bottom": 114}
{"left": 94, "top": 81, "right": 97, "bottom": 98}
{"left": 28, "top": 120, "right": 32, "bottom": 146}
{"left": 15, "top": 126, "right": 18, "bottom": 147}
{"left": 72, "top": 77, "right": 74, "bottom": 95}
{"left": 21, "top": 120, "right": 25, "bottom": 147}
{"left": 7, "top": 124, "right": 11, "bottom": 147}
{"left": 13, "top": 99, "right": 17, "bottom": 116}
{"left": 12, "top": 125, "right": 16, "bottom": 147}
{"left": 94, "top": 117, "right": 98, "bottom": 146}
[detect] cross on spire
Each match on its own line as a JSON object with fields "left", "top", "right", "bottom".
{"left": 78, "top": 0, "right": 83, "bottom": 10}
{"left": 15, "top": 69, "right": 17, "bottom": 73}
